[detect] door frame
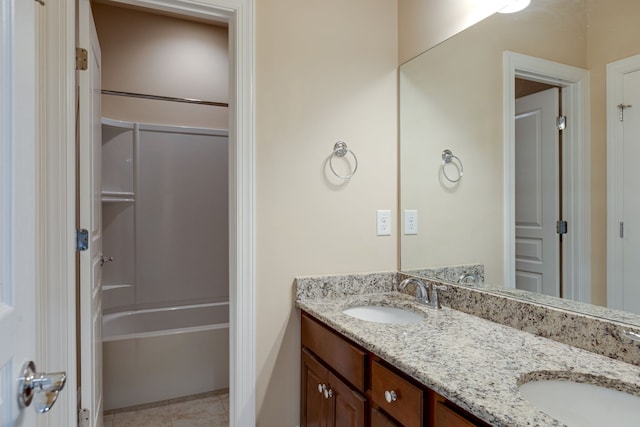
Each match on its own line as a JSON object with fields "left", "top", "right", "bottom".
{"left": 503, "top": 51, "right": 591, "bottom": 303}
{"left": 41, "top": 0, "right": 256, "bottom": 425}
{"left": 606, "top": 53, "right": 640, "bottom": 310}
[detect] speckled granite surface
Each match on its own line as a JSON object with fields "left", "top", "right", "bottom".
{"left": 406, "top": 273, "right": 640, "bottom": 368}
{"left": 295, "top": 271, "right": 397, "bottom": 300}
{"left": 490, "top": 287, "right": 640, "bottom": 327}
{"left": 296, "top": 272, "right": 640, "bottom": 427}
{"left": 405, "top": 264, "right": 485, "bottom": 284}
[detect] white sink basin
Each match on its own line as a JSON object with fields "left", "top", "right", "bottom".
{"left": 342, "top": 306, "right": 424, "bottom": 324}
{"left": 519, "top": 379, "right": 640, "bottom": 426}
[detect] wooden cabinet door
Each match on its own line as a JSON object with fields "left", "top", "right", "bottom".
{"left": 302, "top": 349, "right": 329, "bottom": 427}
{"left": 327, "top": 370, "right": 366, "bottom": 427}
{"left": 434, "top": 401, "right": 478, "bottom": 427}
{"left": 371, "top": 407, "right": 400, "bottom": 427}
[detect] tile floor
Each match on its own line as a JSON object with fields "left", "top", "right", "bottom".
{"left": 103, "top": 390, "right": 229, "bottom": 427}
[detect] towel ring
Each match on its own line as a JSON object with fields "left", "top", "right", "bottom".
{"left": 441, "top": 149, "right": 463, "bottom": 183}
{"left": 329, "top": 141, "right": 358, "bottom": 179}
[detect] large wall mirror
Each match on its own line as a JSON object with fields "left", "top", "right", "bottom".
{"left": 400, "top": 0, "right": 640, "bottom": 325}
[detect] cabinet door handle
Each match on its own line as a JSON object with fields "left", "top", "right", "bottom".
{"left": 384, "top": 390, "right": 397, "bottom": 403}
{"left": 324, "top": 387, "right": 333, "bottom": 399}
{"left": 318, "top": 383, "right": 325, "bottom": 394}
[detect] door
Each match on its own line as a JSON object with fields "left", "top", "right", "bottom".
{"left": 327, "top": 370, "right": 365, "bottom": 427}
{"left": 606, "top": 54, "right": 640, "bottom": 312}
{"left": 514, "top": 88, "right": 561, "bottom": 296}
{"left": 302, "top": 350, "right": 329, "bottom": 427}
{"left": 621, "top": 69, "right": 640, "bottom": 313}
{"left": 78, "top": 0, "right": 104, "bottom": 424}
{"left": 0, "top": 0, "right": 55, "bottom": 424}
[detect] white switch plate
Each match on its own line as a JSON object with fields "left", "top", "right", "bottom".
{"left": 404, "top": 209, "right": 418, "bottom": 235}
{"left": 376, "top": 210, "right": 391, "bottom": 236}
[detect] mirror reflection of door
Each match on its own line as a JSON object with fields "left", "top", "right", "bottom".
{"left": 515, "top": 83, "right": 562, "bottom": 297}
{"left": 608, "top": 54, "right": 640, "bottom": 314}
{"left": 621, "top": 70, "right": 640, "bottom": 313}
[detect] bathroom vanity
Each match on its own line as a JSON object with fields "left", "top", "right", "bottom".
{"left": 301, "top": 312, "right": 487, "bottom": 427}
{"left": 296, "top": 272, "right": 640, "bottom": 426}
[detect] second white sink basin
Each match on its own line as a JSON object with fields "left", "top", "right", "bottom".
{"left": 342, "top": 305, "right": 424, "bottom": 324}
{"left": 519, "top": 379, "right": 640, "bottom": 426}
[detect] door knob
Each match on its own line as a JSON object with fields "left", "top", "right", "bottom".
{"left": 18, "top": 361, "right": 67, "bottom": 413}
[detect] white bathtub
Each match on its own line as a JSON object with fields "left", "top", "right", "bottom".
{"left": 102, "top": 302, "right": 229, "bottom": 411}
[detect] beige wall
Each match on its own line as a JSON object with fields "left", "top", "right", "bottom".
{"left": 255, "top": 0, "right": 398, "bottom": 424}
{"left": 92, "top": 3, "right": 229, "bottom": 129}
{"left": 398, "top": 0, "right": 509, "bottom": 64}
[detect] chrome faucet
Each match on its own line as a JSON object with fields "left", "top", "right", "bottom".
{"left": 458, "top": 272, "right": 480, "bottom": 284}
{"left": 399, "top": 277, "right": 429, "bottom": 305}
{"left": 399, "top": 277, "right": 448, "bottom": 309}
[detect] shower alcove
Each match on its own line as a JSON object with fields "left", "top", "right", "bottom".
{"left": 100, "top": 117, "right": 230, "bottom": 410}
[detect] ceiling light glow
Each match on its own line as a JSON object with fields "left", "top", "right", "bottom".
{"left": 498, "top": 0, "right": 531, "bottom": 14}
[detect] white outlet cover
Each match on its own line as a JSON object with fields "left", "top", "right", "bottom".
{"left": 376, "top": 210, "right": 391, "bottom": 236}
{"left": 404, "top": 210, "right": 418, "bottom": 235}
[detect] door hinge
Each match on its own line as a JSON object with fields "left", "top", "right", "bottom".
{"left": 618, "top": 104, "right": 632, "bottom": 122}
{"left": 620, "top": 221, "right": 624, "bottom": 238}
{"left": 78, "top": 408, "right": 90, "bottom": 427}
{"left": 556, "top": 220, "right": 568, "bottom": 235}
{"left": 76, "top": 48, "right": 88, "bottom": 71}
{"left": 556, "top": 116, "right": 567, "bottom": 131}
{"left": 76, "top": 229, "right": 89, "bottom": 251}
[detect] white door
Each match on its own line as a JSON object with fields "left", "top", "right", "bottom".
{"left": 0, "top": 0, "right": 66, "bottom": 424}
{"left": 621, "top": 69, "right": 640, "bottom": 314}
{"left": 515, "top": 88, "right": 561, "bottom": 296}
{"left": 78, "top": 0, "right": 104, "bottom": 425}
{"left": 607, "top": 54, "right": 640, "bottom": 314}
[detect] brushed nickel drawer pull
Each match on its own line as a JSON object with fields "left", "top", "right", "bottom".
{"left": 384, "top": 390, "right": 398, "bottom": 403}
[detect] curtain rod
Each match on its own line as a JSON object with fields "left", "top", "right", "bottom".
{"left": 101, "top": 90, "right": 229, "bottom": 108}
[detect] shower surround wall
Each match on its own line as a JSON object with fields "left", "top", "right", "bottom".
{"left": 102, "top": 120, "right": 229, "bottom": 313}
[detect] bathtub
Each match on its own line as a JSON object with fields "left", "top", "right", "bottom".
{"left": 102, "top": 302, "right": 229, "bottom": 411}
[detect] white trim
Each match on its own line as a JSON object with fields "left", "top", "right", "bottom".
{"left": 606, "top": 53, "right": 640, "bottom": 310}
{"left": 503, "top": 51, "right": 591, "bottom": 303}
{"left": 39, "top": 0, "right": 77, "bottom": 425}
{"left": 42, "top": 0, "right": 255, "bottom": 425}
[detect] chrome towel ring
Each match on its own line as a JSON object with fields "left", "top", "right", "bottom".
{"left": 329, "top": 141, "right": 358, "bottom": 179}
{"left": 441, "top": 149, "right": 463, "bottom": 183}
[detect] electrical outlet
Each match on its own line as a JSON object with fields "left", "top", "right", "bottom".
{"left": 377, "top": 210, "right": 391, "bottom": 236}
{"left": 404, "top": 210, "right": 418, "bottom": 235}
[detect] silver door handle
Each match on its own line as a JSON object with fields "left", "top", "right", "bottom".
{"left": 18, "top": 361, "right": 67, "bottom": 413}
{"left": 100, "top": 255, "right": 114, "bottom": 266}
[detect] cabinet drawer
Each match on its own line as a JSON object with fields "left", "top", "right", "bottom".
{"left": 301, "top": 314, "right": 366, "bottom": 391}
{"left": 370, "top": 360, "right": 423, "bottom": 427}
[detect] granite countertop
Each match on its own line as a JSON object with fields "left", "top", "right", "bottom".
{"left": 297, "top": 291, "right": 640, "bottom": 427}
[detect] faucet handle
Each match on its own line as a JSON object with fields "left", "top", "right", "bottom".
{"left": 430, "top": 284, "right": 447, "bottom": 309}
